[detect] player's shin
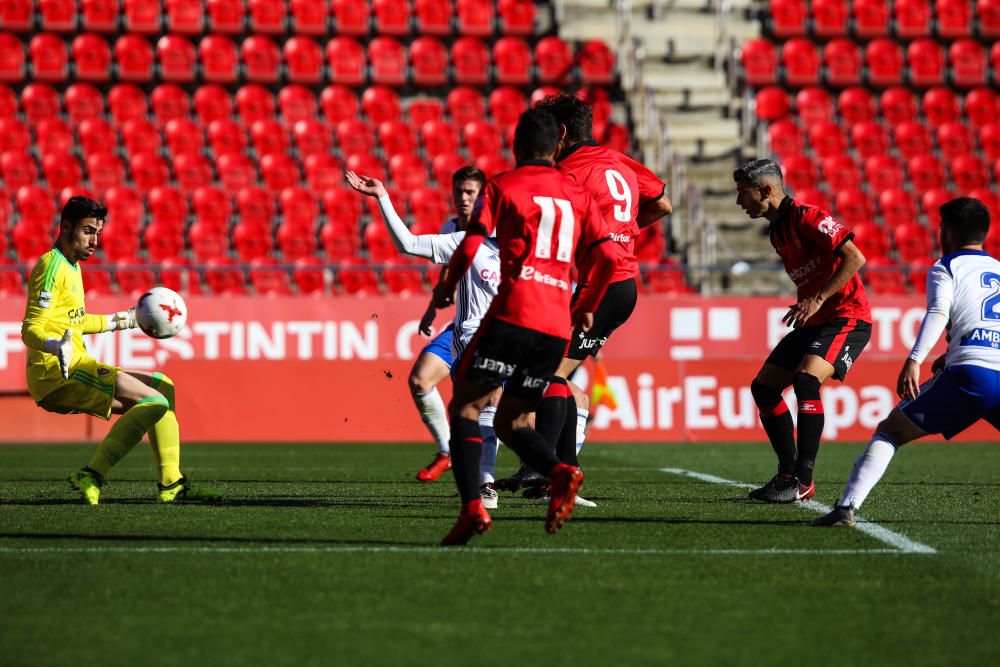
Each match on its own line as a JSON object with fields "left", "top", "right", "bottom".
{"left": 576, "top": 407, "right": 589, "bottom": 455}
{"left": 750, "top": 379, "right": 796, "bottom": 474}
{"left": 506, "top": 427, "right": 562, "bottom": 478}
{"left": 840, "top": 433, "right": 898, "bottom": 509}
{"left": 557, "top": 395, "right": 579, "bottom": 466}
{"left": 148, "top": 410, "right": 182, "bottom": 487}
{"left": 87, "top": 396, "right": 169, "bottom": 478}
{"left": 536, "top": 378, "right": 570, "bottom": 455}
{"left": 416, "top": 388, "right": 451, "bottom": 455}
{"left": 792, "top": 372, "right": 824, "bottom": 484}
{"left": 478, "top": 406, "right": 498, "bottom": 485}
{"left": 450, "top": 417, "right": 484, "bottom": 507}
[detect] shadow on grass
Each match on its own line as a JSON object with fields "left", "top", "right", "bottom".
{"left": 0, "top": 531, "right": 430, "bottom": 547}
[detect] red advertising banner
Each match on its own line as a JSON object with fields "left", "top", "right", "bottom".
{"left": 1, "top": 294, "right": 973, "bottom": 443}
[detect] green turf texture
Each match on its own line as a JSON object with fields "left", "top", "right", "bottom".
{"left": 1, "top": 442, "right": 998, "bottom": 667}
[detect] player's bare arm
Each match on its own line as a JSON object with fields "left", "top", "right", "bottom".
{"left": 636, "top": 193, "right": 673, "bottom": 229}
{"left": 783, "top": 240, "right": 866, "bottom": 328}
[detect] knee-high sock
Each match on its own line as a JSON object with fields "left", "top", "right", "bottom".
{"left": 478, "top": 405, "right": 498, "bottom": 485}
{"left": 840, "top": 433, "right": 899, "bottom": 509}
{"left": 506, "top": 427, "right": 561, "bottom": 478}
{"left": 415, "top": 388, "right": 450, "bottom": 455}
{"left": 449, "top": 416, "right": 482, "bottom": 504}
{"left": 87, "top": 396, "right": 169, "bottom": 478}
{"left": 575, "top": 408, "right": 589, "bottom": 456}
{"left": 751, "top": 379, "right": 796, "bottom": 475}
{"left": 792, "top": 372, "right": 824, "bottom": 484}
{"left": 147, "top": 373, "right": 182, "bottom": 486}
{"left": 557, "top": 395, "right": 579, "bottom": 467}
{"left": 536, "top": 378, "right": 569, "bottom": 455}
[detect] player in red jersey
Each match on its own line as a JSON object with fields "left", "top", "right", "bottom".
{"left": 432, "top": 109, "right": 619, "bottom": 545}
{"left": 494, "top": 94, "right": 673, "bottom": 490}
{"left": 735, "top": 159, "right": 873, "bottom": 503}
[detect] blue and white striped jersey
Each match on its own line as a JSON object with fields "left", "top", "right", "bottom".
{"left": 429, "top": 232, "right": 500, "bottom": 360}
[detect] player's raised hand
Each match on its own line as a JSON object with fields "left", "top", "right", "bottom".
{"left": 43, "top": 329, "right": 74, "bottom": 379}
{"left": 782, "top": 295, "right": 823, "bottom": 328}
{"left": 896, "top": 358, "right": 921, "bottom": 401}
{"left": 345, "top": 171, "right": 387, "bottom": 198}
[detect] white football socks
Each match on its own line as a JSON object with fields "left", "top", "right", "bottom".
{"left": 576, "top": 408, "right": 589, "bottom": 455}
{"left": 415, "top": 388, "right": 450, "bottom": 455}
{"left": 840, "top": 433, "right": 899, "bottom": 509}
{"left": 479, "top": 405, "right": 498, "bottom": 485}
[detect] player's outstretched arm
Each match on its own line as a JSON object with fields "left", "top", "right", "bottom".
{"left": 81, "top": 308, "right": 137, "bottom": 334}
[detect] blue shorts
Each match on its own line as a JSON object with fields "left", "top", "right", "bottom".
{"left": 421, "top": 324, "right": 454, "bottom": 368}
{"left": 900, "top": 364, "right": 1000, "bottom": 439}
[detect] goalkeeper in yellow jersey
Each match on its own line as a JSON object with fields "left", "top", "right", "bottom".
{"left": 22, "top": 196, "right": 220, "bottom": 505}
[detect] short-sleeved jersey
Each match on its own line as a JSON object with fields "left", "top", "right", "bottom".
{"left": 769, "top": 197, "right": 872, "bottom": 325}
{"left": 557, "top": 141, "right": 667, "bottom": 283}
{"left": 21, "top": 248, "right": 106, "bottom": 400}
{"left": 474, "top": 160, "right": 611, "bottom": 338}
{"left": 927, "top": 250, "right": 1000, "bottom": 371}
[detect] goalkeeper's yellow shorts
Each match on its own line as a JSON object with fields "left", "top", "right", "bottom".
{"left": 32, "top": 356, "right": 120, "bottom": 420}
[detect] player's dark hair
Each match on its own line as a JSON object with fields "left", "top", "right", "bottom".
{"left": 940, "top": 197, "right": 990, "bottom": 245}
{"left": 534, "top": 94, "right": 593, "bottom": 143}
{"left": 513, "top": 109, "right": 560, "bottom": 160}
{"left": 60, "top": 195, "right": 107, "bottom": 227}
{"left": 452, "top": 166, "right": 486, "bottom": 188}
{"left": 733, "top": 158, "right": 784, "bottom": 187}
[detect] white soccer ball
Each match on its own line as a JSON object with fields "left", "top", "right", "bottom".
{"left": 136, "top": 287, "right": 188, "bottom": 339}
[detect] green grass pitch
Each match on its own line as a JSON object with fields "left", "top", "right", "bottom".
{"left": 1, "top": 442, "right": 998, "bottom": 667}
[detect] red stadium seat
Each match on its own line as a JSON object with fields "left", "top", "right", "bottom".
{"left": 242, "top": 35, "right": 281, "bottom": 84}
{"left": 114, "top": 34, "right": 154, "bottom": 82}
{"left": 192, "top": 185, "right": 231, "bottom": 228}
{"left": 37, "top": 118, "right": 74, "bottom": 155}
{"left": 908, "top": 256, "right": 935, "bottom": 294}
{"left": 0, "top": 267, "right": 24, "bottom": 296}
{"left": 411, "top": 37, "right": 448, "bottom": 88}
{"left": 894, "top": 222, "right": 932, "bottom": 262}
{"left": 421, "top": 119, "right": 460, "bottom": 158}
{"left": 337, "top": 259, "right": 380, "bottom": 295}
{"left": 248, "top": 0, "right": 286, "bottom": 34}
{"left": 79, "top": 118, "right": 119, "bottom": 157}
{"left": 294, "top": 119, "right": 331, "bottom": 156}
{"left": 249, "top": 256, "right": 293, "bottom": 295}
{"left": 813, "top": 0, "right": 848, "bottom": 37}
{"left": 447, "top": 86, "right": 486, "bottom": 127}
{"left": 408, "top": 187, "right": 448, "bottom": 226}
{"left": 389, "top": 154, "right": 429, "bottom": 194}
{"left": 979, "top": 0, "right": 1000, "bottom": 37}
{"left": 208, "top": 119, "right": 247, "bottom": 157}
{"left": 82, "top": 265, "right": 115, "bottom": 295}
{"left": 578, "top": 39, "right": 616, "bottom": 86}
{"left": 199, "top": 34, "right": 239, "bottom": 84}
{"left": 849, "top": 221, "right": 888, "bottom": 258}
{"left": 194, "top": 84, "right": 233, "bottom": 125}
{"left": 922, "top": 187, "right": 956, "bottom": 224}
{"left": 189, "top": 221, "right": 229, "bottom": 262}
{"left": 100, "top": 224, "right": 139, "bottom": 261}
{"left": 865, "top": 38, "right": 903, "bottom": 87}
{"left": 1, "top": 0, "right": 34, "bottom": 32}
{"left": 284, "top": 36, "right": 324, "bottom": 84}
{"left": 144, "top": 221, "right": 184, "bottom": 262}
{"left": 378, "top": 120, "right": 416, "bottom": 158}
{"left": 280, "top": 185, "right": 318, "bottom": 226}
{"left": 236, "top": 84, "right": 276, "bottom": 127}
{"left": 383, "top": 258, "right": 426, "bottom": 295}
{"left": 489, "top": 86, "right": 527, "bottom": 129}
{"left": 322, "top": 223, "right": 361, "bottom": 260}
{"left": 204, "top": 257, "right": 248, "bottom": 295}
{"left": 770, "top": 0, "right": 807, "bottom": 37}
{"left": 64, "top": 83, "right": 104, "bottom": 126}
{"left": 151, "top": 83, "right": 190, "bottom": 127}
{"left": 361, "top": 85, "right": 401, "bottom": 125}
{"left": 864, "top": 257, "right": 908, "bottom": 295}
{"left": 415, "top": 0, "right": 452, "bottom": 35}
{"left": 837, "top": 87, "right": 876, "bottom": 125}
{"left": 21, "top": 83, "right": 60, "bottom": 126}
{"left": 823, "top": 38, "right": 862, "bottom": 87}
{"left": 292, "top": 256, "right": 326, "bottom": 294}
{"left": 368, "top": 37, "right": 406, "bottom": 86}
{"left": 72, "top": 34, "right": 112, "bottom": 82}
{"left": 86, "top": 152, "right": 125, "bottom": 192}
{"left": 937, "top": 121, "right": 973, "bottom": 160}
{"left": 966, "top": 88, "right": 999, "bottom": 129}
{"left": 851, "top": 120, "right": 889, "bottom": 159}
{"left": 122, "top": 118, "right": 161, "bottom": 157}
{"left": 0, "top": 33, "right": 25, "bottom": 82}
{"left": 935, "top": 0, "right": 972, "bottom": 38}
{"left": 741, "top": 39, "right": 777, "bottom": 87}
{"left": 407, "top": 98, "right": 444, "bottom": 129}
{"left": 332, "top": 0, "right": 369, "bottom": 35}
{"left": 345, "top": 153, "right": 386, "bottom": 182}
{"left": 123, "top": 0, "right": 162, "bottom": 33}
{"left": 755, "top": 87, "right": 790, "bottom": 122}
{"left": 432, "top": 153, "right": 465, "bottom": 187}
{"left": 29, "top": 33, "right": 68, "bottom": 82}
{"left": 864, "top": 154, "right": 903, "bottom": 192}
{"left": 42, "top": 152, "right": 82, "bottom": 193}
{"left": 207, "top": 0, "right": 245, "bottom": 34}
{"left": 951, "top": 154, "right": 989, "bottom": 192}
{"left": 893, "top": 121, "right": 933, "bottom": 160}
{"left": 895, "top": 0, "right": 931, "bottom": 38}
{"left": 290, "top": 0, "right": 328, "bottom": 35}
{"left": 115, "top": 259, "right": 156, "bottom": 297}
{"left": 165, "top": 0, "right": 204, "bottom": 34}
{"left": 822, "top": 154, "right": 862, "bottom": 191}
{"left": 766, "top": 119, "right": 803, "bottom": 157}
{"left": 463, "top": 120, "right": 503, "bottom": 159}
{"left": 15, "top": 184, "right": 56, "bottom": 222}
{"left": 105, "top": 185, "right": 144, "bottom": 227}
{"left": 879, "top": 87, "right": 918, "bottom": 125}
{"left": 795, "top": 87, "right": 834, "bottom": 127}
{"left": 326, "top": 36, "right": 366, "bottom": 86}
{"left": 793, "top": 186, "right": 830, "bottom": 210}
{"left": 493, "top": 37, "right": 532, "bottom": 86}
{"left": 807, "top": 120, "right": 846, "bottom": 158}
{"left": 236, "top": 185, "right": 274, "bottom": 224}
{"left": 217, "top": 152, "right": 257, "bottom": 192}
{"left": 303, "top": 152, "right": 341, "bottom": 191}
{"left": 374, "top": 0, "right": 411, "bottom": 36}
{"left": 232, "top": 220, "right": 274, "bottom": 262}
{"left": 320, "top": 85, "right": 360, "bottom": 125}
{"left": 457, "top": 0, "right": 494, "bottom": 36}
{"left": 906, "top": 38, "right": 945, "bottom": 87}
{"left": 781, "top": 38, "right": 820, "bottom": 87}
{"left": 499, "top": 0, "right": 535, "bottom": 35}
{"left": 0, "top": 118, "right": 31, "bottom": 154}
{"left": 949, "top": 39, "right": 987, "bottom": 88}
{"left": 12, "top": 221, "right": 52, "bottom": 264}
{"left": 530, "top": 85, "right": 561, "bottom": 108}
{"left": 908, "top": 154, "right": 946, "bottom": 191}
{"left": 535, "top": 35, "right": 573, "bottom": 85}
{"left": 173, "top": 153, "right": 213, "bottom": 194}
{"left": 781, "top": 154, "right": 817, "bottom": 191}
{"left": 148, "top": 185, "right": 188, "bottom": 225}
{"left": 363, "top": 221, "right": 397, "bottom": 261}
{"left": 451, "top": 37, "right": 490, "bottom": 86}
{"left": 261, "top": 153, "right": 300, "bottom": 194}
{"left": 277, "top": 223, "right": 318, "bottom": 262}
{"left": 992, "top": 43, "right": 1000, "bottom": 85}
{"left": 969, "top": 187, "right": 999, "bottom": 218}
{"left": 336, "top": 119, "right": 374, "bottom": 156}
{"left": 878, "top": 188, "right": 917, "bottom": 228}
{"left": 2, "top": 152, "right": 37, "bottom": 195}
{"left": 981, "top": 122, "right": 1000, "bottom": 161}
{"left": 321, "top": 187, "right": 361, "bottom": 228}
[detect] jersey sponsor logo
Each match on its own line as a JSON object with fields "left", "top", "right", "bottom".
{"left": 960, "top": 327, "right": 1000, "bottom": 349}
{"left": 609, "top": 232, "right": 632, "bottom": 243}
{"left": 478, "top": 268, "right": 500, "bottom": 287}
{"left": 38, "top": 291, "right": 51, "bottom": 308}
{"left": 787, "top": 258, "right": 820, "bottom": 285}
{"left": 97, "top": 366, "right": 111, "bottom": 377}
{"left": 472, "top": 356, "right": 516, "bottom": 377}
{"left": 799, "top": 401, "right": 821, "bottom": 413}
{"left": 519, "top": 265, "right": 570, "bottom": 291}
{"left": 520, "top": 375, "right": 546, "bottom": 389}
{"left": 578, "top": 334, "right": 609, "bottom": 350}
{"left": 841, "top": 350, "right": 854, "bottom": 371}
{"left": 67, "top": 307, "right": 86, "bottom": 321}
{"left": 817, "top": 216, "right": 845, "bottom": 238}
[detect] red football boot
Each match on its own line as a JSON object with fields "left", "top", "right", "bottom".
{"left": 546, "top": 464, "right": 584, "bottom": 534}
{"left": 440, "top": 500, "right": 493, "bottom": 546}
{"left": 416, "top": 453, "right": 452, "bottom": 482}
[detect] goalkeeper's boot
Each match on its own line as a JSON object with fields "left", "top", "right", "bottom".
{"left": 494, "top": 463, "right": 546, "bottom": 492}
{"left": 158, "top": 476, "right": 222, "bottom": 503}
{"left": 441, "top": 503, "right": 492, "bottom": 546}
{"left": 546, "top": 464, "right": 584, "bottom": 534}
{"left": 480, "top": 482, "right": 499, "bottom": 509}
{"left": 416, "top": 453, "right": 451, "bottom": 482}
{"left": 812, "top": 505, "right": 856, "bottom": 527}
{"left": 68, "top": 468, "right": 103, "bottom": 506}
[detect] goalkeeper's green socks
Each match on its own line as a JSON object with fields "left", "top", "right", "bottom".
{"left": 146, "top": 372, "right": 183, "bottom": 487}
{"left": 87, "top": 396, "right": 169, "bottom": 478}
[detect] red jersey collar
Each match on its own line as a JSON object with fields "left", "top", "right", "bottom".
{"left": 516, "top": 159, "right": 555, "bottom": 168}
{"left": 556, "top": 139, "right": 599, "bottom": 162}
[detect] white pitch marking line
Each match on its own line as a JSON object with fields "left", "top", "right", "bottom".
{"left": 661, "top": 467, "right": 936, "bottom": 555}
{"left": 0, "top": 545, "right": 903, "bottom": 556}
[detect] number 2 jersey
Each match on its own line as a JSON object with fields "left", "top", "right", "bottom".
{"left": 469, "top": 160, "right": 614, "bottom": 339}
{"left": 556, "top": 140, "right": 667, "bottom": 284}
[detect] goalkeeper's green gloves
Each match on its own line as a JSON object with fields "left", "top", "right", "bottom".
{"left": 43, "top": 329, "right": 74, "bottom": 379}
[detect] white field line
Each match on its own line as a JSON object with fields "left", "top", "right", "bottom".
{"left": 661, "top": 468, "right": 937, "bottom": 555}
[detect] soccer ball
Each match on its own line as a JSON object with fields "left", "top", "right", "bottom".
{"left": 136, "top": 287, "right": 188, "bottom": 339}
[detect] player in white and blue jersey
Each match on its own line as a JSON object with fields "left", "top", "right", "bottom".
{"left": 346, "top": 168, "right": 505, "bottom": 507}
{"left": 815, "top": 197, "right": 1000, "bottom": 526}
